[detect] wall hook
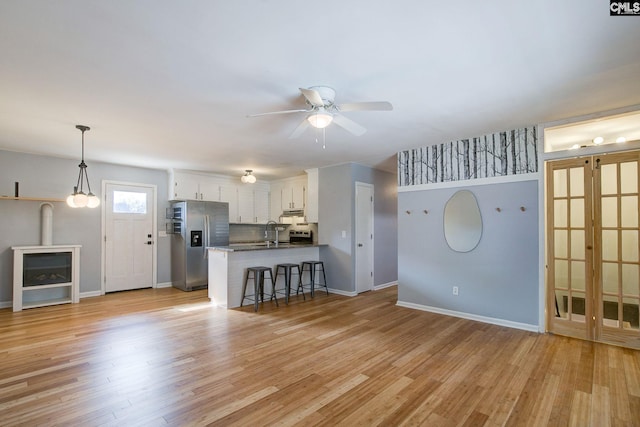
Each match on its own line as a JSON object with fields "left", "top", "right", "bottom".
{"left": 423, "top": 209, "right": 429, "bottom": 214}
{"left": 520, "top": 206, "right": 526, "bottom": 212}
{"left": 496, "top": 207, "right": 501, "bottom": 212}
{"left": 406, "top": 210, "right": 411, "bottom": 215}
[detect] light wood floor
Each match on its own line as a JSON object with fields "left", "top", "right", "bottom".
{"left": 1, "top": 286, "right": 639, "bottom": 426}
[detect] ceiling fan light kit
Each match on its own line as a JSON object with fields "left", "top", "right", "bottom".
{"left": 248, "top": 85, "right": 392, "bottom": 140}
{"left": 307, "top": 111, "right": 333, "bottom": 129}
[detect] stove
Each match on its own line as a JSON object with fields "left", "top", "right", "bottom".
{"left": 289, "top": 230, "right": 313, "bottom": 244}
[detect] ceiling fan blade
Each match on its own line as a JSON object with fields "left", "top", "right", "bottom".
{"left": 299, "top": 88, "right": 324, "bottom": 107}
{"left": 289, "top": 118, "right": 310, "bottom": 139}
{"left": 332, "top": 114, "right": 366, "bottom": 136}
{"left": 247, "top": 109, "right": 310, "bottom": 118}
{"left": 337, "top": 101, "right": 393, "bottom": 112}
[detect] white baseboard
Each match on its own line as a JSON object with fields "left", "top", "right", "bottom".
{"left": 155, "top": 282, "right": 173, "bottom": 289}
{"left": 374, "top": 281, "right": 397, "bottom": 290}
{"left": 327, "top": 288, "right": 357, "bottom": 297}
{"left": 396, "top": 300, "right": 540, "bottom": 333}
{"left": 325, "top": 282, "right": 396, "bottom": 296}
{"left": 80, "top": 291, "right": 102, "bottom": 299}
{"left": 0, "top": 301, "right": 11, "bottom": 309}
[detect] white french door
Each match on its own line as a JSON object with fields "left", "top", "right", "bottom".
{"left": 547, "top": 151, "right": 640, "bottom": 349}
{"left": 103, "top": 182, "right": 156, "bottom": 293}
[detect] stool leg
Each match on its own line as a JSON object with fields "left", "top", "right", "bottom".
{"left": 284, "top": 266, "right": 290, "bottom": 305}
{"left": 253, "top": 271, "right": 260, "bottom": 312}
{"left": 321, "top": 262, "right": 328, "bottom": 295}
{"left": 297, "top": 264, "right": 304, "bottom": 296}
{"left": 269, "top": 269, "right": 278, "bottom": 307}
{"left": 241, "top": 269, "right": 250, "bottom": 307}
{"left": 310, "top": 264, "right": 316, "bottom": 298}
{"left": 295, "top": 266, "right": 305, "bottom": 300}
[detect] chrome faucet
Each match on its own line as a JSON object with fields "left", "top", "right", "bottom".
{"left": 265, "top": 220, "right": 279, "bottom": 247}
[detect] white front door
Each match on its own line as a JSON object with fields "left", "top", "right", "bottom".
{"left": 104, "top": 182, "right": 156, "bottom": 293}
{"left": 355, "top": 182, "right": 374, "bottom": 293}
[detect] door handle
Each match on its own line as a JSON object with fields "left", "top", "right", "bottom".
{"left": 146, "top": 241, "right": 153, "bottom": 245}
{"left": 358, "top": 243, "right": 363, "bottom": 247}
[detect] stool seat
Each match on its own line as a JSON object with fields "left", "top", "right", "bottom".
{"left": 300, "top": 260, "right": 328, "bottom": 297}
{"left": 241, "top": 266, "right": 277, "bottom": 312}
{"left": 274, "top": 263, "right": 303, "bottom": 304}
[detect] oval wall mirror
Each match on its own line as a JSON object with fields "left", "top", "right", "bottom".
{"left": 444, "top": 190, "right": 483, "bottom": 252}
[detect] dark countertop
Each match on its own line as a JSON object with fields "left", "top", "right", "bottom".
{"left": 209, "top": 242, "right": 324, "bottom": 252}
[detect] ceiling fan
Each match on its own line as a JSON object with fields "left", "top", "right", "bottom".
{"left": 248, "top": 86, "right": 393, "bottom": 138}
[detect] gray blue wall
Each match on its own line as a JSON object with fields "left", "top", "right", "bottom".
{"left": 0, "top": 149, "right": 170, "bottom": 304}
{"left": 318, "top": 163, "right": 398, "bottom": 293}
{"left": 397, "top": 179, "right": 539, "bottom": 326}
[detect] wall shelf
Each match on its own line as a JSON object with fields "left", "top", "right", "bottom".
{"left": 1, "top": 195, "right": 66, "bottom": 202}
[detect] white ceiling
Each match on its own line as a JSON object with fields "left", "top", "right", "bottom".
{"left": 1, "top": 1, "right": 640, "bottom": 181}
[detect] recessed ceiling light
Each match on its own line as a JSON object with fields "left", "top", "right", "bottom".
{"left": 593, "top": 136, "right": 604, "bottom": 145}
{"left": 616, "top": 136, "right": 627, "bottom": 143}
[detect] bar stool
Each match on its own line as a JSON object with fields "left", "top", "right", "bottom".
{"left": 273, "top": 263, "right": 304, "bottom": 304}
{"left": 300, "top": 260, "right": 328, "bottom": 297}
{"left": 241, "top": 266, "right": 278, "bottom": 312}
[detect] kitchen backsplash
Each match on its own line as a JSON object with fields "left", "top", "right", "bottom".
{"left": 229, "top": 222, "right": 318, "bottom": 243}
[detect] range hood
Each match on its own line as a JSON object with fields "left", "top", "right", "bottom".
{"left": 281, "top": 209, "right": 304, "bottom": 217}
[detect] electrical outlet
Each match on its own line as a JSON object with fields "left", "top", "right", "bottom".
{"left": 453, "top": 286, "right": 459, "bottom": 296}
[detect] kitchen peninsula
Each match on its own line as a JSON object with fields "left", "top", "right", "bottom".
{"left": 208, "top": 243, "right": 324, "bottom": 308}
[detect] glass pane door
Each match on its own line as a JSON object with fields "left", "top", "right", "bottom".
{"left": 594, "top": 152, "right": 640, "bottom": 348}
{"left": 547, "top": 150, "right": 640, "bottom": 349}
{"left": 546, "top": 158, "right": 594, "bottom": 341}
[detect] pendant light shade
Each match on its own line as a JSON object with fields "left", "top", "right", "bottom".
{"left": 240, "top": 169, "right": 256, "bottom": 184}
{"left": 67, "top": 125, "right": 100, "bottom": 208}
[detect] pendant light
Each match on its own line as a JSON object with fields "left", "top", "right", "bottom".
{"left": 66, "top": 125, "right": 100, "bottom": 208}
{"left": 240, "top": 169, "right": 256, "bottom": 184}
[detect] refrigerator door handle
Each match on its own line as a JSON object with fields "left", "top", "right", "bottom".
{"left": 204, "top": 214, "right": 209, "bottom": 258}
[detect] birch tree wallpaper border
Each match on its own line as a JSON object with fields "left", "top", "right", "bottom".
{"left": 398, "top": 127, "right": 538, "bottom": 186}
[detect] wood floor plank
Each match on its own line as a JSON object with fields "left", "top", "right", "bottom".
{"left": 1, "top": 286, "right": 639, "bottom": 426}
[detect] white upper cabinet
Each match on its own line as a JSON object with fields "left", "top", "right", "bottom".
{"left": 170, "top": 170, "right": 308, "bottom": 225}
{"left": 270, "top": 181, "right": 283, "bottom": 222}
{"left": 237, "top": 187, "right": 254, "bottom": 223}
{"left": 281, "top": 176, "right": 306, "bottom": 210}
{"left": 219, "top": 185, "right": 239, "bottom": 222}
{"left": 170, "top": 171, "right": 220, "bottom": 201}
{"left": 305, "top": 168, "right": 318, "bottom": 223}
{"left": 171, "top": 171, "right": 202, "bottom": 200}
{"left": 254, "top": 189, "right": 271, "bottom": 223}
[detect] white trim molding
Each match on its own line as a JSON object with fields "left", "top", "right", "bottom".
{"left": 156, "top": 282, "right": 173, "bottom": 289}
{"left": 80, "top": 291, "right": 103, "bottom": 299}
{"left": 396, "top": 300, "right": 540, "bottom": 333}
{"left": 374, "top": 281, "right": 397, "bottom": 290}
{"left": 398, "top": 172, "right": 539, "bottom": 192}
{"left": 327, "top": 287, "right": 357, "bottom": 297}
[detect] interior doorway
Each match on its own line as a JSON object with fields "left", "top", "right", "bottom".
{"left": 355, "top": 182, "right": 374, "bottom": 293}
{"left": 546, "top": 150, "right": 640, "bottom": 349}
{"left": 103, "top": 182, "right": 157, "bottom": 293}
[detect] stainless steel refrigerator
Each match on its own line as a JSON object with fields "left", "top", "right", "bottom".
{"left": 169, "top": 200, "right": 229, "bottom": 291}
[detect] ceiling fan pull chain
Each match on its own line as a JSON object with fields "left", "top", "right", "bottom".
{"left": 323, "top": 127, "right": 326, "bottom": 149}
